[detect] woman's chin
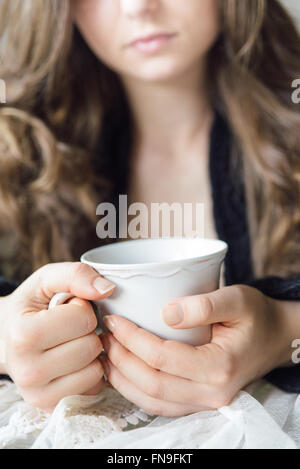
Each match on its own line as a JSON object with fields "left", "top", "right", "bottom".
{"left": 122, "top": 60, "right": 191, "bottom": 84}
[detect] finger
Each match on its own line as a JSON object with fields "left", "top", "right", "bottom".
{"left": 102, "top": 315, "right": 219, "bottom": 382}
{"left": 40, "top": 332, "right": 103, "bottom": 383}
{"left": 28, "top": 359, "right": 105, "bottom": 411}
{"left": 20, "top": 262, "right": 116, "bottom": 307}
{"left": 101, "top": 333, "right": 213, "bottom": 406}
{"left": 83, "top": 380, "right": 106, "bottom": 396}
{"left": 161, "top": 286, "right": 242, "bottom": 329}
{"left": 22, "top": 299, "right": 99, "bottom": 350}
{"left": 100, "top": 356, "right": 208, "bottom": 418}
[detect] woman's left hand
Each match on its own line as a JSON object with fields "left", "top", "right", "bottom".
{"left": 100, "top": 285, "right": 288, "bottom": 417}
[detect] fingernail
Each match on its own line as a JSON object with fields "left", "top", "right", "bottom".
{"left": 103, "top": 315, "right": 116, "bottom": 331}
{"left": 93, "top": 277, "right": 116, "bottom": 295}
{"left": 162, "top": 303, "right": 184, "bottom": 326}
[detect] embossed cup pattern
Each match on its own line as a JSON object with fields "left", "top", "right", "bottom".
{"left": 81, "top": 238, "right": 228, "bottom": 346}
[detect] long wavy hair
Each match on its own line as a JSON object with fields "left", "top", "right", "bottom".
{"left": 0, "top": 0, "right": 299, "bottom": 283}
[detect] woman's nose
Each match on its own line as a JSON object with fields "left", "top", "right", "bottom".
{"left": 120, "top": 0, "right": 158, "bottom": 18}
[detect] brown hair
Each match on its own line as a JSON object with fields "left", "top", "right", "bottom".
{"left": 0, "top": 0, "right": 299, "bottom": 282}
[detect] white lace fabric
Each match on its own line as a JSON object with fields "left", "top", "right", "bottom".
{"left": 0, "top": 379, "right": 299, "bottom": 449}
{"left": 0, "top": 382, "right": 155, "bottom": 449}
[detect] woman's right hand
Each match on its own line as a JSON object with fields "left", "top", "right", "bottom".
{"left": 0, "top": 262, "right": 116, "bottom": 412}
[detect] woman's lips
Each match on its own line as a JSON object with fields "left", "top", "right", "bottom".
{"left": 129, "top": 33, "right": 176, "bottom": 54}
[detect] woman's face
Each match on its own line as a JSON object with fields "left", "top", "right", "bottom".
{"left": 72, "top": 0, "right": 220, "bottom": 82}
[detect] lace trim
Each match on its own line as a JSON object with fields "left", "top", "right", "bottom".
{"left": 0, "top": 381, "right": 154, "bottom": 449}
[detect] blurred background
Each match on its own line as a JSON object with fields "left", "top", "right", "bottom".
{"left": 0, "top": 0, "right": 299, "bottom": 272}
{"left": 282, "top": 0, "right": 300, "bottom": 27}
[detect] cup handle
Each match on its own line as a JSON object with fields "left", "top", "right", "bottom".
{"left": 48, "top": 292, "right": 75, "bottom": 310}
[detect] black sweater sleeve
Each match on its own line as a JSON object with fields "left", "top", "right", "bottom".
{"left": 209, "top": 112, "right": 300, "bottom": 394}
{"left": 0, "top": 276, "right": 19, "bottom": 296}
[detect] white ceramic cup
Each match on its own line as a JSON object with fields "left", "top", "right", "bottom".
{"left": 48, "top": 237, "right": 228, "bottom": 346}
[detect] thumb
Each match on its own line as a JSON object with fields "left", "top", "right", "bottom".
{"left": 19, "top": 262, "right": 116, "bottom": 303}
{"left": 161, "top": 286, "right": 240, "bottom": 329}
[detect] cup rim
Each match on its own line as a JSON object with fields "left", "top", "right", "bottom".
{"left": 80, "top": 237, "right": 228, "bottom": 271}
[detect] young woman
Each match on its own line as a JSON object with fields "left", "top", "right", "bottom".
{"left": 0, "top": 0, "right": 299, "bottom": 416}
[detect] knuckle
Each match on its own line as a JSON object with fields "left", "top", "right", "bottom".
{"left": 90, "top": 359, "right": 104, "bottom": 381}
{"left": 37, "top": 263, "right": 54, "bottom": 286}
{"left": 211, "top": 352, "right": 236, "bottom": 386}
{"left": 223, "top": 352, "right": 236, "bottom": 379}
{"left": 111, "top": 351, "right": 122, "bottom": 370}
{"left": 147, "top": 374, "right": 165, "bottom": 400}
{"left": 72, "top": 262, "right": 92, "bottom": 282}
{"left": 121, "top": 323, "right": 140, "bottom": 350}
{"left": 29, "top": 322, "right": 43, "bottom": 343}
{"left": 145, "top": 340, "right": 167, "bottom": 370}
{"left": 15, "top": 364, "right": 46, "bottom": 388}
{"left": 110, "top": 345, "right": 129, "bottom": 370}
{"left": 197, "top": 295, "right": 214, "bottom": 323}
{"left": 10, "top": 327, "right": 27, "bottom": 353}
{"left": 24, "top": 324, "right": 43, "bottom": 348}
{"left": 146, "top": 351, "right": 166, "bottom": 370}
{"left": 36, "top": 263, "right": 51, "bottom": 277}
{"left": 87, "top": 333, "right": 102, "bottom": 358}
{"left": 10, "top": 323, "right": 41, "bottom": 353}
{"left": 82, "top": 306, "right": 98, "bottom": 333}
{"left": 40, "top": 262, "right": 53, "bottom": 271}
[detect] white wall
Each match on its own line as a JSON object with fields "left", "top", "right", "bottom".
{"left": 281, "top": 0, "right": 300, "bottom": 28}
